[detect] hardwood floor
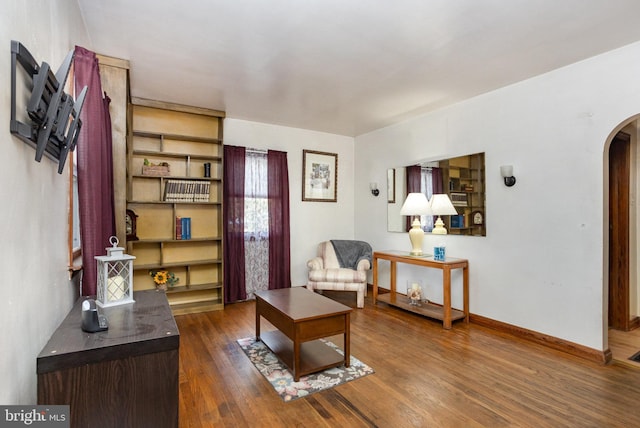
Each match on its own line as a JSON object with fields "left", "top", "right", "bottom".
{"left": 176, "top": 290, "right": 640, "bottom": 427}
{"left": 609, "top": 327, "right": 640, "bottom": 368}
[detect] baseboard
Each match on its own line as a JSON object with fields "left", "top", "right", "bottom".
{"left": 470, "top": 314, "right": 612, "bottom": 365}
{"left": 630, "top": 316, "right": 640, "bottom": 331}
{"left": 368, "top": 285, "right": 611, "bottom": 364}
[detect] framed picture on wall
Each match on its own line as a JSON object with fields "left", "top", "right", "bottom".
{"left": 302, "top": 149, "right": 338, "bottom": 202}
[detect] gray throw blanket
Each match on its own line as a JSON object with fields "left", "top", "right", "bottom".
{"left": 330, "top": 240, "right": 372, "bottom": 270}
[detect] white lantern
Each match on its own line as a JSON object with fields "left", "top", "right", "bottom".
{"left": 95, "top": 236, "right": 136, "bottom": 307}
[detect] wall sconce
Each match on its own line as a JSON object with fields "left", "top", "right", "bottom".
{"left": 370, "top": 182, "right": 379, "bottom": 196}
{"left": 500, "top": 165, "right": 516, "bottom": 187}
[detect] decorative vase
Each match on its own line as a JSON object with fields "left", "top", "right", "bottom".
{"left": 156, "top": 283, "right": 167, "bottom": 291}
{"left": 407, "top": 282, "right": 422, "bottom": 306}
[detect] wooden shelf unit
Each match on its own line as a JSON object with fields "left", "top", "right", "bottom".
{"left": 127, "top": 98, "right": 225, "bottom": 314}
{"left": 440, "top": 152, "right": 486, "bottom": 236}
{"left": 376, "top": 293, "right": 466, "bottom": 323}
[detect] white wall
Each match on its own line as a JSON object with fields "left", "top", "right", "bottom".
{"left": 0, "top": 0, "right": 89, "bottom": 403}
{"left": 223, "top": 119, "right": 355, "bottom": 286}
{"left": 355, "top": 41, "right": 640, "bottom": 352}
{"left": 4, "top": 2, "right": 640, "bottom": 405}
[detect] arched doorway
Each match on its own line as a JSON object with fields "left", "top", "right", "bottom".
{"left": 609, "top": 131, "right": 631, "bottom": 330}
{"left": 606, "top": 117, "right": 640, "bottom": 365}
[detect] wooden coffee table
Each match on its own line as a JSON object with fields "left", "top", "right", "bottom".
{"left": 255, "top": 287, "right": 352, "bottom": 381}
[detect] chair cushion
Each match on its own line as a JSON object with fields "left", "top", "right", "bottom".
{"left": 309, "top": 268, "right": 366, "bottom": 283}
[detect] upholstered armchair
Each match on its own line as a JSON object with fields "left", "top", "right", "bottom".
{"left": 307, "top": 240, "right": 372, "bottom": 308}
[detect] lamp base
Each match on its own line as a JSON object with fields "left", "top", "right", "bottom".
{"left": 432, "top": 216, "right": 448, "bottom": 235}
{"left": 408, "top": 217, "right": 424, "bottom": 255}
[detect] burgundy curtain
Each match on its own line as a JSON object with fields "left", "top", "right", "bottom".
{"left": 405, "top": 165, "right": 421, "bottom": 232}
{"left": 74, "top": 46, "right": 115, "bottom": 296}
{"left": 431, "top": 167, "right": 444, "bottom": 193}
{"left": 223, "top": 145, "right": 247, "bottom": 303}
{"left": 267, "top": 150, "right": 291, "bottom": 290}
{"left": 430, "top": 167, "right": 444, "bottom": 226}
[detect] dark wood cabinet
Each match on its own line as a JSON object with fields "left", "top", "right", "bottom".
{"left": 37, "top": 290, "right": 180, "bottom": 428}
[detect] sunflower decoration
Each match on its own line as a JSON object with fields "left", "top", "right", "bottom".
{"left": 149, "top": 270, "right": 179, "bottom": 290}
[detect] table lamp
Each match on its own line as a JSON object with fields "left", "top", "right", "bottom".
{"left": 430, "top": 194, "right": 458, "bottom": 235}
{"left": 400, "top": 193, "right": 432, "bottom": 255}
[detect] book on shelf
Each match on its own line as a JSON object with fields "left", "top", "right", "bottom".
{"left": 450, "top": 192, "right": 468, "bottom": 207}
{"left": 181, "top": 217, "right": 191, "bottom": 240}
{"left": 450, "top": 215, "right": 465, "bottom": 229}
{"left": 175, "top": 216, "right": 182, "bottom": 240}
{"left": 163, "top": 179, "right": 211, "bottom": 202}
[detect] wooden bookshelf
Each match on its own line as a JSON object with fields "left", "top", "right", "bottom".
{"left": 126, "top": 98, "right": 225, "bottom": 314}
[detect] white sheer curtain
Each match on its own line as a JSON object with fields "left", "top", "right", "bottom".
{"left": 420, "top": 167, "right": 434, "bottom": 231}
{"left": 244, "top": 151, "right": 269, "bottom": 298}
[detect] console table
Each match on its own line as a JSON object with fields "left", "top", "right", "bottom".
{"left": 372, "top": 250, "right": 469, "bottom": 329}
{"left": 37, "top": 290, "right": 179, "bottom": 428}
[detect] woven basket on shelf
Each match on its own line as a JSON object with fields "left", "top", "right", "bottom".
{"left": 142, "top": 165, "right": 170, "bottom": 176}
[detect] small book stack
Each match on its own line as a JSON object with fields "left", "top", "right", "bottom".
{"left": 175, "top": 217, "right": 191, "bottom": 240}
{"left": 164, "top": 179, "right": 211, "bottom": 202}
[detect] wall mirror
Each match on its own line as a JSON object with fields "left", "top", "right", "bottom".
{"left": 387, "top": 152, "right": 486, "bottom": 236}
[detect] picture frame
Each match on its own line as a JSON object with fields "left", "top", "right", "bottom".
{"left": 387, "top": 168, "right": 395, "bottom": 203}
{"left": 302, "top": 150, "right": 338, "bottom": 202}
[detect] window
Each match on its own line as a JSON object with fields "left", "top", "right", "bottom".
{"left": 244, "top": 151, "right": 268, "bottom": 239}
{"left": 67, "top": 67, "right": 81, "bottom": 273}
{"left": 244, "top": 150, "right": 269, "bottom": 297}
{"left": 420, "top": 167, "right": 434, "bottom": 232}
{"left": 68, "top": 151, "right": 82, "bottom": 271}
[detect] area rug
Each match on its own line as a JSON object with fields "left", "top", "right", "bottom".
{"left": 237, "top": 337, "right": 374, "bottom": 402}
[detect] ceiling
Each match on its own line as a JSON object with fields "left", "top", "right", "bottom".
{"left": 77, "top": 0, "right": 640, "bottom": 137}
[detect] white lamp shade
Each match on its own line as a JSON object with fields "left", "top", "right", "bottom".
{"left": 400, "top": 193, "right": 432, "bottom": 216}
{"left": 500, "top": 165, "right": 513, "bottom": 177}
{"left": 429, "top": 194, "right": 458, "bottom": 215}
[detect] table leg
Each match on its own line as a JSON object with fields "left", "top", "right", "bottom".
{"left": 390, "top": 261, "right": 397, "bottom": 298}
{"left": 344, "top": 313, "right": 350, "bottom": 368}
{"left": 443, "top": 267, "right": 452, "bottom": 329}
{"left": 463, "top": 265, "right": 469, "bottom": 323}
{"left": 293, "top": 334, "right": 301, "bottom": 382}
{"left": 373, "top": 255, "right": 379, "bottom": 304}
{"left": 255, "top": 299, "right": 261, "bottom": 340}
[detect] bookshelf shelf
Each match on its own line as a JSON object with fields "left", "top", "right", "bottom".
{"left": 132, "top": 149, "right": 222, "bottom": 162}
{"left": 133, "top": 259, "right": 223, "bottom": 271}
{"left": 128, "top": 200, "right": 222, "bottom": 205}
{"left": 131, "top": 174, "right": 221, "bottom": 181}
{"left": 166, "top": 282, "right": 223, "bottom": 293}
{"left": 131, "top": 237, "right": 222, "bottom": 244}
